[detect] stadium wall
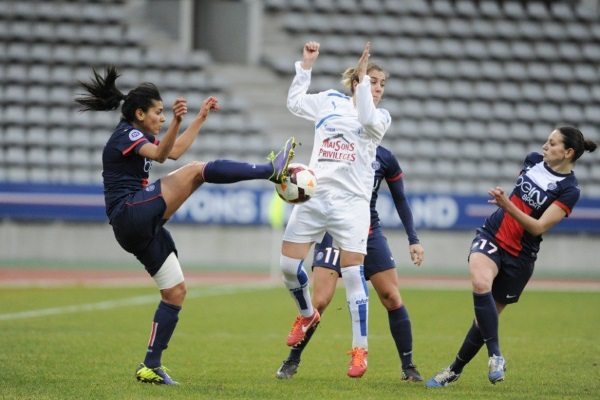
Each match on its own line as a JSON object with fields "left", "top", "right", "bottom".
{"left": 1, "top": 220, "right": 597, "bottom": 278}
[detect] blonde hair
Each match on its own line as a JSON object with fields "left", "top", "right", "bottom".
{"left": 341, "top": 62, "right": 387, "bottom": 94}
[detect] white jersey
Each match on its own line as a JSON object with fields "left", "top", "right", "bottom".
{"left": 287, "top": 61, "right": 391, "bottom": 201}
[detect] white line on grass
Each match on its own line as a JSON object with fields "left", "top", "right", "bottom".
{"left": 0, "top": 283, "right": 275, "bottom": 321}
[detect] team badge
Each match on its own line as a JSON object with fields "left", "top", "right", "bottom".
{"left": 547, "top": 182, "right": 557, "bottom": 190}
{"left": 145, "top": 184, "right": 155, "bottom": 192}
{"left": 371, "top": 160, "right": 380, "bottom": 171}
{"left": 315, "top": 251, "right": 325, "bottom": 262}
{"left": 129, "top": 130, "right": 143, "bottom": 141}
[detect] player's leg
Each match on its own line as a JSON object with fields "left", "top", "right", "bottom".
{"left": 280, "top": 240, "right": 319, "bottom": 346}
{"left": 469, "top": 252, "right": 502, "bottom": 355}
{"left": 202, "top": 136, "right": 296, "bottom": 183}
{"left": 340, "top": 249, "right": 369, "bottom": 378}
{"left": 136, "top": 252, "right": 185, "bottom": 385}
{"left": 159, "top": 137, "right": 296, "bottom": 219}
{"left": 427, "top": 233, "right": 502, "bottom": 388}
{"left": 276, "top": 266, "right": 338, "bottom": 379}
{"left": 370, "top": 268, "right": 422, "bottom": 382}
{"left": 114, "top": 192, "right": 184, "bottom": 386}
{"left": 280, "top": 203, "right": 325, "bottom": 347}
{"left": 331, "top": 196, "right": 370, "bottom": 378}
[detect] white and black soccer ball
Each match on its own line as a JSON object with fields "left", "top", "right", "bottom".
{"left": 275, "top": 163, "right": 317, "bottom": 204}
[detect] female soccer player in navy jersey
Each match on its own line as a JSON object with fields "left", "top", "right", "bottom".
{"left": 279, "top": 41, "right": 391, "bottom": 378}
{"left": 426, "top": 126, "right": 597, "bottom": 388}
{"left": 276, "top": 145, "right": 425, "bottom": 381}
{"left": 75, "top": 66, "right": 296, "bottom": 385}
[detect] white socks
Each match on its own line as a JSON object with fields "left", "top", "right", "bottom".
{"left": 342, "top": 265, "right": 369, "bottom": 349}
{"left": 280, "top": 254, "right": 314, "bottom": 317}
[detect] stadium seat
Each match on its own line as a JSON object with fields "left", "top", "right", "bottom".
{"left": 565, "top": 23, "right": 591, "bottom": 42}
{"left": 503, "top": 1, "right": 526, "bottom": 19}
{"left": 550, "top": 63, "right": 574, "bottom": 83}
{"left": 526, "top": 2, "right": 550, "bottom": 20}
{"left": 527, "top": 62, "right": 552, "bottom": 82}
{"left": 6, "top": 167, "right": 29, "bottom": 182}
{"left": 479, "top": 1, "right": 503, "bottom": 18}
{"left": 25, "top": 128, "right": 49, "bottom": 147}
{"left": 28, "top": 167, "right": 50, "bottom": 183}
{"left": 26, "top": 147, "right": 49, "bottom": 167}
{"left": 6, "top": 147, "right": 28, "bottom": 166}
{"left": 520, "top": 82, "right": 545, "bottom": 102}
{"left": 473, "top": 81, "right": 497, "bottom": 101}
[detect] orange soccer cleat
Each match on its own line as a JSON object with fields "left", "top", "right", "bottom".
{"left": 347, "top": 347, "right": 368, "bottom": 378}
{"left": 286, "top": 309, "right": 320, "bottom": 347}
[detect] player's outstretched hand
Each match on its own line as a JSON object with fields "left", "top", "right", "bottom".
{"left": 172, "top": 97, "right": 188, "bottom": 123}
{"left": 356, "top": 42, "right": 370, "bottom": 81}
{"left": 197, "top": 96, "right": 219, "bottom": 122}
{"left": 487, "top": 186, "right": 510, "bottom": 210}
{"left": 409, "top": 243, "right": 424, "bottom": 266}
{"left": 301, "top": 41, "right": 320, "bottom": 70}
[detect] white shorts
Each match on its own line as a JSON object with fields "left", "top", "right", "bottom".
{"left": 283, "top": 191, "right": 370, "bottom": 254}
{"left": 153, "top": 252, "right": 184, "bottom": 290}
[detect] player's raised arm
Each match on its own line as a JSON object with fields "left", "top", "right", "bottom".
{"left": 169, "top": 96, "right": 219, "bottom": 160}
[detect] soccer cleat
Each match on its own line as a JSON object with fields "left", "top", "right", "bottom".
{"left": 488, "top": 354, "right": 506, "bottom": 384}
{"left": 425, "top": 366, "right": 461, "bottom": 388}
{"left": 268, "top": 136, "right": 297, "bottom": 183}
{"left": 276, "top": 358, "right": 300, "bottom": 379}
{"left": 347, "top": 347, "right": 368, "bottom": 378}
{"left": 135, "top": 363, "right": 180, "bottom": 385}
{"left": 286, "top": 309, "right": 320, "bottom": 347}
{"left": 401, "top": 364, "right": 423, "bottom": 382}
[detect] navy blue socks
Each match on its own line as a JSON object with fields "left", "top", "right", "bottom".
{"left": 451, "top": 320, "right": 485, "bottom": 373}
{"left": 389, "top": 305, "right": 414, "bottom": 368}
{"left": 473, "top": 291, "right": 501, "bottom": 357}
{"left": 203, "top": 160, "right": 272, "bottom": 183}
{"left": 143, "top": 301, "right": 181, "bottom": 368}
{"left": 287, "top": 322, "right": 320, "bottom": 362}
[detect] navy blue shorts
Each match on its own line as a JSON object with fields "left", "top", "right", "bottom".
{"left": 312, "top": 226, "right": 395, "bottom": 280}
{"left": 109, "top": 180, "right": 177, "bottom": 276}
{"left": 469, "top": 229, "right": 534, "bottom": 305}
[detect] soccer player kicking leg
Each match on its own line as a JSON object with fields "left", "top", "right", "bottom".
{"left": 427, "top": 249, "right": 509, "bottom": 387}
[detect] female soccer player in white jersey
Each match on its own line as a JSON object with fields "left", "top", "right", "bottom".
{"left": 276, "top": 145, "right": 425, "bottom": 381}
{"left": 279, "top": 41, "right": 391, "bottom": 378}
{"left": 426, "top": 126, "right": 597, "bottom": 387}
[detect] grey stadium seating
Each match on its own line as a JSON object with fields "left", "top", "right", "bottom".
{"left": 1, "top": 0, "right": 599, "bottom": 196}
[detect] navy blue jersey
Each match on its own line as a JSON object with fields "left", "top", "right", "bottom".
{"left": 102, "top": 120, "right": 159, "bottom": 218}
{"left": 371, "top": 146, "right": 419, "bottom": 244}
{"left": 481, "top": 152, "right": 580, "bottom": 260}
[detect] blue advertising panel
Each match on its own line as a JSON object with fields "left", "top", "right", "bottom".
{"left": 1, "top": 183, "right": 599, "bottom": 233}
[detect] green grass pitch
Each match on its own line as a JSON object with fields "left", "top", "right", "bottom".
{"left": 0, "top": 284, "right": 598, "bottom": 399}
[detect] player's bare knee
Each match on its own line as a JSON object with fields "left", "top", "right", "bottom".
{"left": 161, "top": 282, "right": 187, "bottom": 305}
{"left": 379, "top": 291, "right": 401, "bottom": 310}
{"left": 312, "top": 296, "right": 330, "bottom": 313}
{"left": 471, "top": 276, "right": 492, "bottom": 294}
{"left": 189, "top": 160, "right": 205, "bottom": 176}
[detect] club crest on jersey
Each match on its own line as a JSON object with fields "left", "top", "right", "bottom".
{"left": 371, "top": 160, "right": 381, "bottom": 171}
{"left": 145, "top": 184, "right": 155, "bottom": 192}
{"left": 315, "top": 251, "right": 325, "bottom": 262}
{"left": 547, "top": 182, "right": 557, "bottom": 190}
{"left": 129, "top": 130, "right": 143, "bottom": 141}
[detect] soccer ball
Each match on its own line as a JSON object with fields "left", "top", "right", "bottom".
{"left": 275, "top": 163, "right": 317, "bottom": 204}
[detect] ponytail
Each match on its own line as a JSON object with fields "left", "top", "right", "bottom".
{"left": 75, "top": 65, "right": 125, "bottom": 112}
{"left": 76, "top": 66, "right": 162, "bottom": 124}
{"left": 557, "top": 125, "right": 598, "bottom": 162}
